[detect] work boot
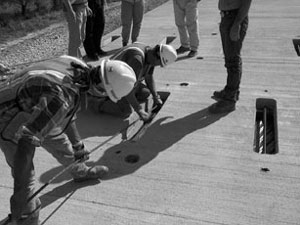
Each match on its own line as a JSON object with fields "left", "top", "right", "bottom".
{"left": 209, "top": 100, "right": 236, "bottom": 114}
{"left": 187, "top": 50, "right": 198, "bottom": 58}
{"left": 212, "top": 89, "right": 239, "bottom": 102}
{"left": 72, "top": 163, "right": 109, "bottom": 182}
{"left": 176, "top": 46, "right": 190, "bottom": 54}
{"left": 6, "top": 204, "right": 40, "bottom": 225}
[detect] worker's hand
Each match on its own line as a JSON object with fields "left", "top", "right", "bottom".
{"left": 153, "top": 94, "right": 163, "bottom": 108}
{"left": 73, "top": 142, "right": 90, "bottom": 162}
{"left": 86, "top": 6, "right": 93, "bottom": 16}
{"left": 138, "top": 109, "right": 152, "bottom": 122}
{"left": 230, "top": 23, "right": 240, "bottom": 41}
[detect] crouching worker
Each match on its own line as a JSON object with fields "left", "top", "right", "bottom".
{"left": 0, "top": 55, "right": 136, "bottom": 225}
{"left": 88, "top": 42, "right": 177, "bottom": 121}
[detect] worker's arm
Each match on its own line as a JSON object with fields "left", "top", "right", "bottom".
{"left": 144, "top": 67, "right": 162, "bottom": 106}
{"left": 125, "top": 88, "right": 150, "bottom": 121}
{"left": 16, "top": 77, "right": 75, "bottom": 145}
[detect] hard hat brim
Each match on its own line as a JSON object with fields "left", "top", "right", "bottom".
{"left": 100, "top": 59, "right": 118, "bottom": 103}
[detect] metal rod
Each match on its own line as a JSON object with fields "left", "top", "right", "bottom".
{"left": 263, "top": 107, "right": 267, "bottom": 154}
{"left": 27, "top": 117, "right": 140, "bottom": 203}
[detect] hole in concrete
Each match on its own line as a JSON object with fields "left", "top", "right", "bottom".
{"left": 292, "top": 39, "right": 300, "bottom": 56}
{"left": 125, "top": 154, "right": 140, "bottom": 164}
{"left": 260, "top": 167, "right": 270, "bottom": 172}
{"left": 197, "top": 56, "right": 204, "bottom": 60}
{"left": 211, "top": 32, "right": 217, "bottom": 35}
{"left": 253, "top": 98, "right": 279, "bottom": 155}
{"left": 180, "top": 82, "right": 189, "bottom": 86}
{"left": 264, "top": 90, "right": 268, "bottom": 92}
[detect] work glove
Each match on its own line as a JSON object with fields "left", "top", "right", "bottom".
{"left": 138, "top": 108, "right": 152, "bottom": 123}
{"left": 73, "top": 142, "right": 90, "bottom": 162}
{"left": 153, "top": 94, "right": 163, "bottom": 108}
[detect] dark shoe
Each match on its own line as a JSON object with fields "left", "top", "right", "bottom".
{"left": 72, "top": 164, "right": 109, "bottom": 182}
{"left": 187, "top": 50, "right": 198, "bottom": 57}
{"left": 87, "top": 54, "right": 99, "bottom": 61}
{"left": 212, "top": 89, "right": 240, "bottom": 102}
{"left": 97, "top": 49, "right": 107, "bottom": 56}
{"left": 176, "top": 46, "right": 190, "bottom": 54}
{"left": 7, "top": 204, "right": 41, "bottom": 225}
{"left": 208, "top": 100, "right": 236, "bottom": 114}
{"left": 122, "top": 42, "right": 128, "bottom": 47}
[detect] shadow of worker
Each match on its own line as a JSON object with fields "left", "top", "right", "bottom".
{"left": 95, "top": 105, "right": 231, "bottom": 180}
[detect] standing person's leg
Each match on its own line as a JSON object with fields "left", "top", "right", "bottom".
{"left": 79, "top": 4, "right": 88, "bottom": 58}
{"left": 185, "top": 0, "right": 199, "bottom": 56}
{"left": 94, "top": 4, "right": 106, "bottom": 55}
{"left": 210, "top": 12, "right": 248, "bottom": 113}
{"left": 219, "top": 13, "right": 248, "bottom": 100}
{"left": 121, "top": 1, "right": 133, "bottom": 47}
{"left": 64, "top": 4, "right": 84, "bottom": 57}
{"left": 173, "top": 0, "right": 190, "bottom": 53}
{"left": 131, "top": 0, "right": 144, "bottom": 43}
{"left": 84, "top": 0, "right": 98, "bottom": 59}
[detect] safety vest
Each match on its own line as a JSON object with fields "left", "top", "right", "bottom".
{"left": 110, "top": 42, "right": 152, "bottom": 83}
{"left": 0, "top": 55, "right": 86, "bottom": 108}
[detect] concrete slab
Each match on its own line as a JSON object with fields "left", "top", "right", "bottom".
{"left": 1, "top": 0, "right": 300, "bottom": 224}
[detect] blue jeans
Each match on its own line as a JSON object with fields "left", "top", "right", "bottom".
{"left": 219, "top": 10, "right": 248, "bottom": 99}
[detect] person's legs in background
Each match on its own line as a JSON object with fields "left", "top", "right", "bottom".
{"left": 121, "top": 1, "right": 133, "bottom": 47}
{"left": 173, "top": 0, "right": 190, "bottom": 54}
{"left": 131, "top": 0, "right": 144, "bottom": 43}
{"left": 94, "top": 4, "right": 106, "bottom": 56}
{"left": 65, "top": 4, "right": 88, "bottom": 58}
{"left": 185, "top": 0, "right": 199, "bottom": 57}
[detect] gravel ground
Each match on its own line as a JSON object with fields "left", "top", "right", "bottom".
{"left": 0, "top": 0, "right": 168, "bottom": 76}
{"left": 0, "top": 23, "right": 69, "bottom": 73}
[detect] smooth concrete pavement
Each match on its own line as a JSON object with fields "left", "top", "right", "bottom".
{"left": 0, "top": 0, "right": 300, "bottom": 224}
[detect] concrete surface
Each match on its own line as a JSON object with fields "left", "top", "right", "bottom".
{"left": 1, "top": 0, "right": 300, "bottom": 224}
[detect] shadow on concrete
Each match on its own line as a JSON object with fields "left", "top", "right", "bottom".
{"left": 37, "top": 104, "right": 230, "bottom": 209}
{"left": 39, "top": 179, "right": 100, "bottom": 210}
{"left": 76, "top": 107, "right": 128, "bottom": 138}
{"left": 38, "top": 179, "right": 100, "bottom": 225}
{"left": 95, "top": 105, "right": 231, "bottom": 180}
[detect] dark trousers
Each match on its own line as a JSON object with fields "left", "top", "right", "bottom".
{"left": 84, "top": 1, "right": 105, "bottom": 56}
{"left": 220, "top": 11, "right": 248, "bottom": 97}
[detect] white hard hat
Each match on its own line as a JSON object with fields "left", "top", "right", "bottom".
{"left": 159, "top": 44, "right": 177, "bottom": 67}
{"left": 100, "top": 59, "right": 136, "bottom": 102}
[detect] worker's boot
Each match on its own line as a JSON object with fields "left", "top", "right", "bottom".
{"left": 212, "top": 89, "right": 239, "bottom": 102}
{"left": 71, "top": 163, "right": 109, "bottom": 182}
{"left": 6, "top": 204, "right": 41, "bottom": 225}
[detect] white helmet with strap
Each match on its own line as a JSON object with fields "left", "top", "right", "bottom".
{"left": 159, "top": 44, "right": 177, "bottom": 67}
{"left": 99, "top": 59, "right": 136, "bottom": 102}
